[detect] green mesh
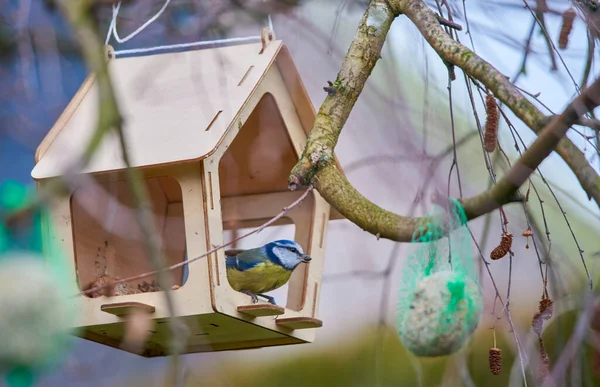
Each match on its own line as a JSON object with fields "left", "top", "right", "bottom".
{"left": 396, "top": 199, "right": 483, "bottom": 357}
{"left": 0, "top": 180, "right": 79, "bottom": 386}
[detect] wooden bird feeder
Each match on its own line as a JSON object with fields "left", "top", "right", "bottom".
{"left": 30, "top": 31, "right": 344, "bottom": 356}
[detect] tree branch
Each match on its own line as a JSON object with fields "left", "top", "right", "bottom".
{"left": 288, "top": 0, "right": 396, "bottom": 188}
{"left": 289, "top": 0, "right": 600, "bottom": 242}
{"left": 318, "top": 77, "right": 600, "bottom": 241}
{"left": 398, "top": 0, "right": 600, "bottom": 206}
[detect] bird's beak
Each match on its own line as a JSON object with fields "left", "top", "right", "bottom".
{"left": 301, "top": 254, "right": 312, "bottom": 263}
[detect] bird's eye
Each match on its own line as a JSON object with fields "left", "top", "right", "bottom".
{"left": 289, "top": 248, "right": 298, "bottom": 253}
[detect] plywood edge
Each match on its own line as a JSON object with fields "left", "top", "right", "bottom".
{"left": 180, "top": 336, "right": 305, "bottom": 355}
{"left": 34, "top": 73, "right": 97, "bottom": 165}
{"left": 237, "top": 304, "right": 285, "bottom": 317}
{"left": 276, "top": 317, "right": 322, "bottom": 329}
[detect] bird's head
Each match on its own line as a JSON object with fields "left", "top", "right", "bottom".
{"left": 264, "top": 240, "right": 311, "bottom": 270}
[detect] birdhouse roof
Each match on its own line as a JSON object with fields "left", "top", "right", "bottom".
{"left": 31, "top": 40, "right": 312, "bottom": 180}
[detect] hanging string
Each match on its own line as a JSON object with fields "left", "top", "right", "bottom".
{"left": 112, "top": 36, "right": 263, "bottom": 56}
{"left": 104, "top": 0, "right": 276, "bottom": 58}
{"left": 105, "top": 0, "right": 172, "bottom": 45}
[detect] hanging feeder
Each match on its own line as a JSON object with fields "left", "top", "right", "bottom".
{"left": 30, "top": 30, "right": 345, "bottom": 356}
{"left": 396, "top": 199, "right": 483, "bottom": 357}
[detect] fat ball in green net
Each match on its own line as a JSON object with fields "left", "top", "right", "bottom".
{"left": 396, "top": 199, "right": 483, "bottom": 357}
{"left": 0, "top": 180, "right": 80, "bottom": 386}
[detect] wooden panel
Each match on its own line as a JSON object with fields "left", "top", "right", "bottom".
{"left": 162, "top": 202, "right": 186, "bottom": 284}
{"left": 329, "top": 207, "right": 344, "bottom": 220}
{"left": 77, "top": 312, "right": 306, "bottom": 357}
{"left": 223, "top": 217, "right": 293, "bottom": 230}
{"left": 208, "top": 63, "right": 323, "bottom": 318}
{"left": 71, "top": 175, "right": 186, "bottom": 293}
{"left": 39, "top": 183, "right": 81, "bottom": 296}
{"left": 220, "top": 191, "right": 315, "bottom": 312}
{"left": 218, "top": 92, "right": 297, "bottom": 197}
{"left": 284, "top": 207, "right": 312, "bottom": 311}
{"left": 31, "top": 41, "right": 284, "bottom": 180}
{"left": 275, "top": 45, "right": 315, "bottom": 136}
{"left": 34, "top": 74, "right": 97, "bottom": 164}
{"left": 158, "top": 175, "right": 183, "bottom": 202}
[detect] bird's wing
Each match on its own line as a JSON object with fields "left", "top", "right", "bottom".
{"left": 225, "top": 248, "right": 266, "bottom": 271}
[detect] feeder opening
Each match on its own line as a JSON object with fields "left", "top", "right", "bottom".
{"left": 223, "top": 221, "right": 296, "bottom": 308}
{"left": 70, "top": 175, "right": 187, "bottom": 298}
{"left": 218, "top": 92, "right": 297, "bottom": 197}
{"left": 218, "top": 92, "right": 315, "bottom": 311}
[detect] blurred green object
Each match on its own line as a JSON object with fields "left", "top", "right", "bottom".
{"left": 0, "top": 180, "right": 30, "bottom": 211}
{"left": 0, "top": 180, "right": 41, "bottom": 254}
{"left": 396, "top": 199, "right": 483, "bottom": 357}
{"left": 0, "top": 180, "right": 79, "bottom": 387}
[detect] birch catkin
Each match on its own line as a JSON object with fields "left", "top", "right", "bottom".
{"left": 489, "top": 348, "right": 502, "bottom": 375}
{"left": 490, "top": 233, "right": 512, "bottom": 260}
{"left": 559, "top": 8, "right": 576, "bottom": 50}
{"left": 484, "top": 94, "right": 499, "bottom": 153}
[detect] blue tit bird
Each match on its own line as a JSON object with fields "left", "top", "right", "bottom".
{"left": 225, "top": 239, "right": 311, "bottom": 305}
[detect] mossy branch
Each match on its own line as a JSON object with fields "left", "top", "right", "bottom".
{"left": 289, "top": 0, "right": 600, "bottom": 242}
{"left": 313, "top": 78, "right": 600, "bottom": 241}
{"left": 288, "top": 0, "right": 396, "bottom": 188}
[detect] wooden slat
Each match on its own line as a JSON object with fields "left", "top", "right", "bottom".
{"left": 101, "top": 302, "right": 155, "bottom": 316}
{"left": 237, "top": 304, "right": 285, "bottom": 317}
{"left": 276, "top": 317, "right": 322, "bottom": 330}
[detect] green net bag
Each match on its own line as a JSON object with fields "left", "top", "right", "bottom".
{"left": 396, "top": 199, "right": 483, "bottom": 357}
{"left": 0, "top": 180, "right": 80, "bottom": 387}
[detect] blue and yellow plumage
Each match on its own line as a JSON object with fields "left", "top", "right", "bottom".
{"left": 225, "top": 239, "right": 311, "bottom": 305}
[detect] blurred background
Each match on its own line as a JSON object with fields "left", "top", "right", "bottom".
{"left": 1, "top": 0, "right": 599, "bottom": 386}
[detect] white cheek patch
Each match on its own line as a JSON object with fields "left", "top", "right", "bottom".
{"left": 273, "top": 246, "right": 300, "bottom": 270}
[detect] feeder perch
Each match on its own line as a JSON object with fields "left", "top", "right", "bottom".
{"left": 30, "top": 32, "right": 344, "bottom": 357}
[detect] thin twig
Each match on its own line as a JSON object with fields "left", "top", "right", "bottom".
{"left": 436, "top": 14, "right": 463, "bottom": 30}
{"left": 581, "top": 27, "right": 595, "bottom": 89}
{"left": 522, "top": 0, "right": 580, "bottom": 92}
{"left": 512, "top": 19, "right": 536, "bottom": 84}
{"left": 114, "top": 127, "right": 187, "bottom": 384}
{"left": 534, "top": 0, "right": 558, "bottom": 71}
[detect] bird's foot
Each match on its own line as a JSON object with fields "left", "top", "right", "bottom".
{"left": 257, "top": 293, "right": 277, "bottom": 305}
{"left": 240, "top": 290, "right": 259, "bottom": 304}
